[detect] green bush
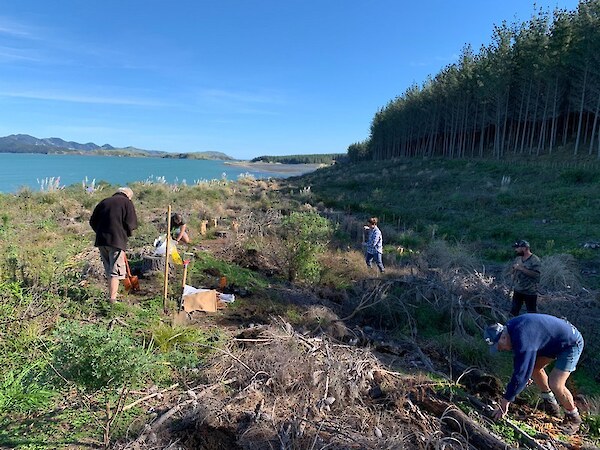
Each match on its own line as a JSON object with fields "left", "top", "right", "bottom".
{"left": 189, "top": 252, "right": 268, "bottom": 289}
{"left": 51, "top": 321, "right": 154, "bottom": 393}
{"left": 280, "top": 211, "right": 333, "bottom": 282}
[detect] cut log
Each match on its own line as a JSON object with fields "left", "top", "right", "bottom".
{"left": 415, "top": 393, "right": 514, "bottom": 450}
{"left": 215, "top": 230, "right": 228, "bottom": 238}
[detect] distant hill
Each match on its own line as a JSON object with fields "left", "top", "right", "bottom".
{"left": 0, "top": 134, "right": 233, "bottom": 160}
{"left": 161, "top": 151, "right": 233, "bottom": 160}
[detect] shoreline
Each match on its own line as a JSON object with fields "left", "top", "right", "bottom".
{"left": 225, "top": 161, "right": 325, "bottom": 175}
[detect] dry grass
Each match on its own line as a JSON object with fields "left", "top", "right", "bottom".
{"left": 144, "top": 321, "right": 445, "bottom": 450}
{"left": 540, "top": 253, "right": 582, "bottom": 292}
{"left": 419, "top": 240, "right": 479, "bottom": 273}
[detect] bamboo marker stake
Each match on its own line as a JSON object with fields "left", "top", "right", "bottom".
{"left": 163, "top": 205, "right": 172, "bottom": 313}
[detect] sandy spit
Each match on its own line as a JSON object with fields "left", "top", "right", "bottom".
{"left": 224, "top": 161, "right": 325, "bottom": 175}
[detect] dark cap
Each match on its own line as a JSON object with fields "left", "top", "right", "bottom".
{"left": 512, "top": 239, "right": 530, "bottom": 248}
{"left": 483, "top": 323, "right": 505, "bottom": 354}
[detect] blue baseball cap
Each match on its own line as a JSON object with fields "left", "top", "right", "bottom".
{"left": 483, "top": 323, "right": 505, "bottom": 354}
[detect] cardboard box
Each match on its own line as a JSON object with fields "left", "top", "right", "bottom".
{"left": 182, "top": 287, "right": 218, "bottom": 313}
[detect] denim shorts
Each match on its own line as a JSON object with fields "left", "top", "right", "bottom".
{"left": 555, "top": 334, "right": 584, "bottom": 372}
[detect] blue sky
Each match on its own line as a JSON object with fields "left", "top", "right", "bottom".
{"left": 0, "top": 0, "right": 580, "bottom": 160}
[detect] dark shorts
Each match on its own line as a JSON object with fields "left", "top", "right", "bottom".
{"left": 98, "top": 246, "right": 126, "bottom": 279}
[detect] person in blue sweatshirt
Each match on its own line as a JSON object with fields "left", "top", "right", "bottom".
{"left": 484, "top": 313, "right": 584, "bottom": 434}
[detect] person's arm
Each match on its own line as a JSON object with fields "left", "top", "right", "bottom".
{"left": 505, "top": 350, "right": 537, "bottom": 402}
{"left": 175, "top": 223, "right": 187, "bottom": 242}
{"left": 513, "top": 264, "right": 539, "bottom": 278}
{"left": 124, "top": 202, "right": 138, "bottom": 237}
{"left": 366, "top": 228, "right": 374, "bottom": 246}
{"left": 89, "top": 206, "right": 98, "bottom": 231}
{"left": 514, "top": 256, "right": 541, "bottom": 279}
{"left": 493, "top": 350, "right": 535, "bottom": 420}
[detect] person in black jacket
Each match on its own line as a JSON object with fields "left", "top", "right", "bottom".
{"left": 89, "top": 187, "right": 138, "bottom": 303}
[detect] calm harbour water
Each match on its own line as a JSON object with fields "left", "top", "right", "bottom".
{"left": 0, "top": 153, "right": 308, "bottom": 193}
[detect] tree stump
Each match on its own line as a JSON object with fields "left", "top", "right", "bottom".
{"left": 200, "top": 220, "right": 208, "bottom": 236}
{"left": 215, "top": 230, "right": 228, "bottom": 238}
{"left": 142, "top": 255, "right": 169, "bottom": 273}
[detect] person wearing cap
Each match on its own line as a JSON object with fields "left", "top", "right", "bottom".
{"left": 89, "top": 187, "right": 138, "bottom": 303}
{"left": 484, "top": 314, "right": 584, "bottom": 434}
{"left": 509, "top": 239, "right": 541, "bottom": 316}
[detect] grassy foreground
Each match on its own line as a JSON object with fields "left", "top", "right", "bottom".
{"left": 0, "top": 161, "right": 599, "bottom": 449}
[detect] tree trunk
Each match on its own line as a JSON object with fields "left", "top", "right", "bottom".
{"left": 549, "top": 76, "right": 560, "bottom": 154}
{"left": 574, "top": 65, "right": 589, "bottom": 155}
{"left": 590, "top": 90, "right": 600, "bottom": 156}
{"left": 520, "top": 80, "right": 533, "bottom": 154}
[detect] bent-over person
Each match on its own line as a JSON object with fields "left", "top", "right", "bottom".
{"left": 484, "top": 313, "right": 584, "bottom": 434}
{"left": 89, "top": 187, "right": 138, "bottom": 303}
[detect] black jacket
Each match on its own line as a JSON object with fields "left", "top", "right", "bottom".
{"left": 89, "top": 192, "right": 138, "bottom": 250}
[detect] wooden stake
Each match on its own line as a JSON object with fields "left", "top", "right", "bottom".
{"left": 163, "top": 205, "right": 172, "bottom": 313}
{"left": 182, "top": 262, "right": 188, "bottom": 288}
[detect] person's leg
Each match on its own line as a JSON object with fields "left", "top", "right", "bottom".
{"left": 549, "top": 369, "right": 576, "bottom": 411}
{"left": 99, "top": 246, "right": 111, "bottom": 279}
{"left": 109, "top": 277, "right": 120, "bottom": 302}
{"left": 179, "top": 231, "right": 190, "bottom": 244}
{"left": 532, "top": 356, "right": 560, "bottom": 416}
{"left": 524, "top": 294, "right": 538, "bottom": 313}
{"left": 106, "top": 248, "right": 126, "bottom": 302}
{"left": 552, "top": 339, "right": 584, "bottom": 434}
{"left": 365, "top": 252, "right": 374, "bottom": 268}
{"left": 510, "top": 291, "right": 524, "bottom": 316}
{"left": 551, "top": 339, "right": 584, "bottom": 411}
{"left": 375, "top": 252, "right": 385, "bottom": 272}
{"left": 531, "top": 356, "right": 553, "bottom": 390}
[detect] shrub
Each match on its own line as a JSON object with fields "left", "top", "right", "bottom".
{"left": 279, "top": 211, "right": 333, "bottom": 282}
{"left": 51, "top": 321, "right": 154, "bottom": 393}
{"left": 189, "top": 252, "right": 268, "bottom": 290}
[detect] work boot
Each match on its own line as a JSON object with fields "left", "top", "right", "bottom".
{"left": 540, "top": 391, "right": 561, "bottom": 417}
{"left": 560, "top": 411, "right": 582, "bottom": 435}
{"left": 542, "top": 398, "right": 561, "bottom": 417}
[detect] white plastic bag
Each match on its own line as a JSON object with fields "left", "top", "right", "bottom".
{"left": 218, "top": 293, "right": 235, "bottom": 303}
{"left": 153, "top": 234, "right": 183, "bottom": 264}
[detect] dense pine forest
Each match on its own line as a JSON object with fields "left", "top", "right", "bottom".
{"left": 350, "top": 0, "right": 600, "bottom": 161}
{"left": 251, "top": 153, "right": 344, "bottom": 164}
